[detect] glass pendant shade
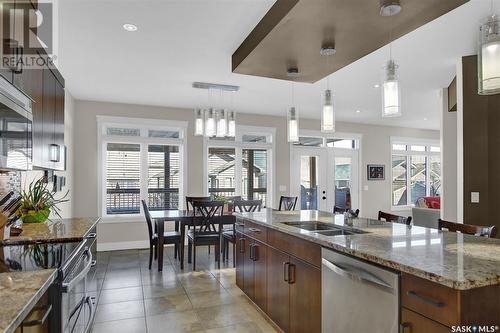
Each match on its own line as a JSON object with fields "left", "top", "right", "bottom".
{"left": 227, "top": 111, "right": 236, "bottom": 137}
{"left": 478, "top": 15, "right": 500, "bottom": 95}
{"left": 287, "top": 107, "right": 299, "bottom": 142}
{"left": 381, "top": 60, "right": 402, "bottom": 117}
{"left": 216, "top": 109, "right": 227, "bottom": 137}
{"left": 205, "top": 108, "right": 216, "bottom": 137}
{"left": 321, "top": 89, "right": 335, "bottom": 132}
{"left": 194, "top": 108, "right": 204, "bottom": 136}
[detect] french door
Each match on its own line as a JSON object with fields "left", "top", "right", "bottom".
{"left": 291, "top": 147, "right": 359, "bottom": 213}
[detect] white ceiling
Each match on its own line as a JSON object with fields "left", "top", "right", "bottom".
{"left": 58, "top": 0, "right": 497, "bottom": 130}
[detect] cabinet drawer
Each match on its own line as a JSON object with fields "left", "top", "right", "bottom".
{"left": 235, "top": 219, "right": 245, "bottom": 232}
{"left": 268, "top": 229, "right": 321, "bottom": 267}
{"left": 401, "top": 308, "right": 450, "bottom": 333}
{"left": 401, "top": 273, "right": 458, "bottom": 327}
{"left": 243, "top": 220, "right": 267, "bottom": 243}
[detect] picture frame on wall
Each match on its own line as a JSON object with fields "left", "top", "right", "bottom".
{"left": 367, "top": 164, "right": 385, "bottom": 180}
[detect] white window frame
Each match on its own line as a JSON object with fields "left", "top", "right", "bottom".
{"left": 97, "top": 116, "right": 188, "bottom": 223}
{"left": 390, "top": 137, "right": 441, "bottom": 211}
{"left": 203, "top": 125, "right": 276, "bottom": 208}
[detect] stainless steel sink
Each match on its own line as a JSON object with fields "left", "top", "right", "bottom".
{"left": 282, "top": 221, "right": 368, "bottom": 236}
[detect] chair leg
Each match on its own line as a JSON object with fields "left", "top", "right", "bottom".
{"left": 174, "top": 244, "right": 178, "bottom": 260}
{"left": 216, "top": 242, "right": 220, "bottom": 269}
{"left": 192, "top": 244, "right": 196, "bottom": 271}
{"left": 208, "top": 245, "right": 211, "bottom": 254}
{"left": 188, "top": 241, "right": 192, "bottom": 264}
{"left": 154, "top": 243, "right": 157, "bottom": 260}
{"left": 232, "top": 241, "right": 236, "bottom": 267}
{"left": 222, "top": 239, "right": 226, "bottom": 262}
{"left": 149, "top": 244, "right": 153, "bottom": 270}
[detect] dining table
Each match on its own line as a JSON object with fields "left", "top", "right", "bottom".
{"left": 149, "top": 209, "right": 236, "bottom": 271}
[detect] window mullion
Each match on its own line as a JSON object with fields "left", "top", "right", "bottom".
{"left": 140, "top": 142, "right": 149, "bottom": 209}
{"left": 407, "top": 155, "right": 411, "bottom": 206}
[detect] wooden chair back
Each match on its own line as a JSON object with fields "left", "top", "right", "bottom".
{"left": 334, "top": 206, "right": 346, "bottom": 214}
{"left": 141, "top": 200, "right": 154, "bottom": 242}
{"left": 378, "top": 211, "right": 412, "bottom": 225}
{"left": 192, "top": 200, "right": 224, "bottom": 234}
{"left": 185, "top": 196, "right": 211, "bottom": 211}
{"left": 234, "top": 199, "right": 262, "bottom": 213}
{"left": 279, "top": 196, "right": 297, "bottom": 211}
{"left": 438, "top": 219, "right": 498, "bottom": 238}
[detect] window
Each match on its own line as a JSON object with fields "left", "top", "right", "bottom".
{"left": 391, "top": 139, "right": 441, "bottom": 208}
{"left": 326, "top": 138, "right": 356, "bottom": 149}
{"left": 293, "top": 136, "right": 323, "bottom": 147}
{"left": 205, "top": 125, "right": 274, "bottom": 207}
{"left": 98, "top": 117, "right": 186, "bottom": 218}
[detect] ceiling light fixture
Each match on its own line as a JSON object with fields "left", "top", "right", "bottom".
{"left": 122, "top": 23, "right": 138, "bottom": 32}
{"left": 379, "top": 0, "right": 402, "bottom": 17}
{"left": 320, "top": 45, "right": 336, "bottom": 133}
{"left": 287, "top": 67, "right": 299, "bottom": 143}
{"left": 356, "top": 110, "right": 361, "bottom": 113}
{"left": 380, "top": 1, "right": 402, "bottom": 118}
{"left": 374, "top": 84, "right": 380, "bottom": 88}
{"left": 478, "top": 0, "right": 500, "bottom": 95}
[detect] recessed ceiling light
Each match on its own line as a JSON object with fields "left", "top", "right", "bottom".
{"left": 356, "top": 110, "right": 361, "bottom": 113}
{"left": 123, "top": 23, "right": 138, "bottom": 32}
{"left": 373, "top": 84, "right": 380, "bottom": 88}
{"left": 423, "top": 117, "right": 428, "bottom": 121}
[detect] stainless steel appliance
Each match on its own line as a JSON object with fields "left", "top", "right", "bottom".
{"left": 0, "top": 231, "right": 98, "bottom": 333}
{"left": 0, "top": 75, "right": 33, "bottom": 170}
{"left": 321, "top": 248, "right": 399, "bottom": 333}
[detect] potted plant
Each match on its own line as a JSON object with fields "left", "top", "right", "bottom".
{"left": 213, "top": 195, "right": 234, "bottom": 213}
{"left": 17, "top": 178, "right": 69, "bottom": 223}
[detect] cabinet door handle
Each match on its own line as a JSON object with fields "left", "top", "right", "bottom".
{"left": 252, "top": 244, "right": 259, "bottom": 261}
{"left": 14, "top": 46, "right": 23, "bottom": 74}
{"left": 248, "top": 227, "right": 261, "bottom": 233}
{"left": 407, "top": 290, "right": 445, "bottom": 308}
{"left": 239, "top": 238, "right": 245, "bottom": 253}
{"left": 288, "top": 263, "right": 296, "bottom": 284}
{"left": 283, "top": 262, "right": 289, "bottom": 282}
{"left": 235, "top": 222, "right": 244, "bottom": 227}
{"left": 399, "top": 322, "right": 411, "bottom": 333}
{"left": 249, "top": 244, "right": 254, "bottom": 260}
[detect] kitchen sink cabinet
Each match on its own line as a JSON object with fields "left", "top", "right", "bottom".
{"left": 237, "top": 218, "right": 321, "bottom": 333}
{"left": 401, "top": 308, "right": 450, "bottom": 333}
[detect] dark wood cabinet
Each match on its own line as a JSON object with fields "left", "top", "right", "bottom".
{"left": 239, "top": 234, "right": 267, "bottom": 312}
{"left": 235, "top": 231, "right": 245, "bottom": 289}
{"left": 266, "top": 247, "right": 290, "bottom": 332}
{"left": 54, "top": 78, "right": 65, "bottom": 170}
{"left": 252, "top": 240, "right": 267, "bottom": 312}
{"left": 41, "top": 67, "right": 55, "bottom": 170}
{"left": 289, "top": 257, "right": 321, "bottom": 333}
{"left": 401, "top": 308, "right": 450, "bottom": 333}
{"left": 31, "top": 67, "right": 44, "bottom": 167}
{"left": 243, "top": 237, "right": 255, "bottom": 300}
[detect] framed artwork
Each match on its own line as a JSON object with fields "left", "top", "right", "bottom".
{"left": 367, "top": 164, "right": 385, "bottom": 180}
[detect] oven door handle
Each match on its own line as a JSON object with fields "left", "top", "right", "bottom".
{"left": 62, "top": 249, "right": 93, "bottom": 293}
{"left": 82, "top": 296, "right": 95, "bottom": 333}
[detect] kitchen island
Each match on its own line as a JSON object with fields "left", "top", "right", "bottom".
{"left": 234, "top": 209, "right": 500, "bottom": 333}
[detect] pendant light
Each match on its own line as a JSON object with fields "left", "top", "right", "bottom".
{"left": 320, "top": 45, "right": 336, "bottom": 132}
{"left": 287, "top": 67, "right": 299, "bottom": 143}
{"left": 380, "top": 0, "right": 402, "bottom": 118}
{"left": 205, "top": 108, "right": 216, "bottom": 137}
{"left": 478, "top": 0, "right": 500, "bottom": 95}
{"left": 194, "top": 108, "right": 204, "bottom": 136}
{"left": 216, "top": 109, "right": 227, "bottom": 137}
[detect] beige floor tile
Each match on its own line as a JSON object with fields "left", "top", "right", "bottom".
{"left": 143, "top": 282, "right": 186, "bottom": 299}
{"left": 92, "top": 317, "right": 147, "bottom": 333}
{"left": 144, "top": 293, "right": 193, "bottom": 316}
{"left": 204, "top": 321, "right": 264, "bottom": 333}
{"left": 196, "top": 303, "right": 253, "bottom": 329}
{"left": 94, "top": 300, "right": 145, "bottom": 323}
{"left": 99, "top": 286, "right": 143, "bottom": 304}
{"left": 187, "top": 289, "right": 235, "bottom": 309}
{"left": 146, "top": 310, "right": 205, "bottom": 333}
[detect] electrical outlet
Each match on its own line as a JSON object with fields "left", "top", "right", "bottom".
{"left": 471, "top": 192, "right": 480, "bottom": 203}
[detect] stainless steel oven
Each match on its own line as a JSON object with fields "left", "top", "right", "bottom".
{"left": 60, "top": 236, "right": 97, "bottom": 333}
{"left": 0, "top": 75, "right": 32, "bottom": 170}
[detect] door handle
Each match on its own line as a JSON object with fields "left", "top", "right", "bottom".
{"left": 252, "top": 244, "right": 259, "bottom": 261}
{"left": 322, "top": 196, "right": 326, "bottom": 200}
{"left": 248, "top": 227, "right": 261, "bottom": 233}
{"left": 288, "top": 263, "right": 296, "bottom": 284}
{"left": 407, "top": 290, "right": 445, "bottom": 308}
{"left": 249, "top": 244, "right": 254, "bottom": 260}
{"left": 239, "top": 238, "right": 245, "bottom": 253}
{"left": 283, "top": 262, "right": 290, "bottom": 282}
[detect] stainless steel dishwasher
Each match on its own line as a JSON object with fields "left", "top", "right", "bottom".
{"left": 321, "top": 248, "right": 399, "bottom": 333}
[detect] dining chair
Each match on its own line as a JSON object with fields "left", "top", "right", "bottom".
{"left": 438, "top": 219, "right": 497, "bottom": 238}
{"left": 279, "top": 196, "right": 297, "bottom": 211}
{"left": 188, "top": 200, "right": 224, "bottom": 270}
{"left": 185, "top": 196, "right": 212, "bottom": 211}
{"left": 222, "top": 199, "right": 262, "bottom": 266}
{"left": 333, "top": 206, "right": 347, "bottom": 214}
{"left": 141, "top": 200, "right": 182, "bottom": 269}
{"left": 378, "top": 211, "right": 412, "bottom": 225}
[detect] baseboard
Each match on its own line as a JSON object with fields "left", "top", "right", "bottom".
{"left": 97, "top": 240, "right": 150, "bottom": 252}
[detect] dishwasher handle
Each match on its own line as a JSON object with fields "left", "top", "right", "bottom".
{"left": 322, "top": 258, "right": 394, "bottom": 293}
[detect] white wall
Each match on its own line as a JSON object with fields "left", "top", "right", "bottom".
{"left": 72, "top": 100, "right": 439, "bottom": 249}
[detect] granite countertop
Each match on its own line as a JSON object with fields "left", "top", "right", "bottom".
{"left": 0, "top": 270, "right": 56, "bottom": 333}
{"left": 1, "top": 217, "right": 100, "bottom": 246}
{"left": 234, "top": 209, "right": 500, "bottom": 290}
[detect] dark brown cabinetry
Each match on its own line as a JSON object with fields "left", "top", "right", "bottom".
{"left": 236, "top": 219, "right": 321, "bottom": 333}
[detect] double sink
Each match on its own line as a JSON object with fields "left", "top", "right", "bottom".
{"left": 282, "top": 221, "right": 368, "bottom": 236}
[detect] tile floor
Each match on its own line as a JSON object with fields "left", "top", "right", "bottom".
{"left": 92, "top": 246, "right": 279, "bottom": 333}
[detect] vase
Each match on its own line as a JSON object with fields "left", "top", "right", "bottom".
{"left": 21, "top": 208, "right": 50, "bottom": 223}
